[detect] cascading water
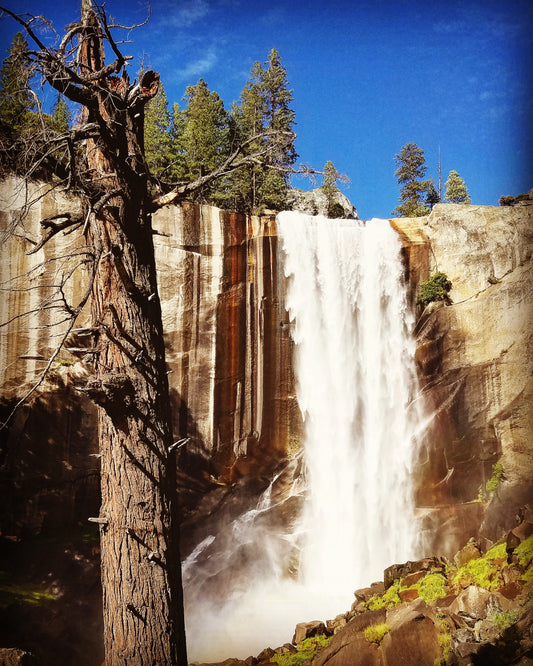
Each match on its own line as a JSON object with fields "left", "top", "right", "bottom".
{"left": 184, "top": 211, "right": 424, "bottom": 662}
{"left": 278, "top": 212, "right": 422, "bottom": 606}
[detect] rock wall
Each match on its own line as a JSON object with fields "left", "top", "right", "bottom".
{"left": 1, "top": 178, "right": 532, "bottom": 559}
{"left": 394, "top": 203, "right": 533, "bottom": 555}
{"left": 152, "top": 203, "right": 300, "bottom": 485}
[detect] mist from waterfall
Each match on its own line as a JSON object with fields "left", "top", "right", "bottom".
{"left": 184, "top": 212, "right": 424, "bottom": 662}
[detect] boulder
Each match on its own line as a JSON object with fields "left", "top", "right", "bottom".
{"left": 474, "top": 618, "right": 500, "bottom": 642}
{"left": 255, "top": 647, "right": 275, "bottom": 662}
{"left": 313, "top": 609, "right": 387, "bottom": 666}
{"left": 398, "top": 588, "right": 419, "bottom": 602}
{"left": 381, "top": 617, "right": 440, "bottom": 665}
{"left": 292, "top": 620, "right": 327, "bottom": 645}
{"left": 384, "top": 557, "right": 445, "bottom": 589}
{"left": 454, "top": 541, "right": 482, "bottom": 568}
{"left": 285, "top": 187, "right": 358, "bottom": 219}
{"left": 448, "top": 586, "right": 509, "bottom": 619}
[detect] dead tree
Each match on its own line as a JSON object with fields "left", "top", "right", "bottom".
{"left": 1, "top": 1, "right": 188, "bottom": 663}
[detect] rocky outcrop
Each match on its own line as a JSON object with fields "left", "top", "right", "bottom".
{"left": 394, "top": 203, "right": 533, "bottom": 555}
{"left": 285, "top": 187, "right": 358, "bottom": 219}
{"left": 194, "top": 531, "right": 533, "bottom": 665}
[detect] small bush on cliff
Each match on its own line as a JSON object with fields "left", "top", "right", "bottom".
{"left": 485, "top": 461, "right": 504, "bottom": 497}
{"left": 418, "top": 272, "right": 452, "bottom": 307}
{"left": 364, "top": 623, "right": 389, "bottom": 644}
{"left": 271, "top": 635, "right": 331, "bottom": 665}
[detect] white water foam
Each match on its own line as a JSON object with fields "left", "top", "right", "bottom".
{"left": 184, "top": 212, "right": 424, "bottom": 662}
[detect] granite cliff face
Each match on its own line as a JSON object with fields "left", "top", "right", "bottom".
{"left": 394, "top": 203, "right": 533, "bottom": 554}
{"left": 1, "top": 179, "right": 532, "bottom": 560}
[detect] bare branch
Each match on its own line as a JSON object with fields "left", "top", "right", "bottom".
{"left": 27, "top": 213, "right": 84, "bottom": 255}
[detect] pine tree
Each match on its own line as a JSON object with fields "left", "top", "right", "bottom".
{"left": 0, "top": 32, "right": 34, "bottom": 132}
{"left": 444, "top": 170, "right": 471, "bottom": 204}
{"left": 321, "top": 160, "right": 344, "bottom": 218}
{"left": 181, "top": 79, "right": 229, "bottom": 201}
{"left": 52, "top": 96, "right": 71, "bottom": 133}
{"left": 392, "top": 143, "right": 430, "bottom": 217}
{"left": 144, "top": 82, "right": 172, "bottom": 179}
{"left": 261, "top": 48, "right": 297, "bottom": 169}
{"left": 232, "top": 48, "right": 297, "bottom": 213}
{"left": 425, "top": 178, "right": 440, "bottom": 209}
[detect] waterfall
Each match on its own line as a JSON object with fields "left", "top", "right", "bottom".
{"left": 278, "top": 212, "right": 421, "bottom": 607}
{"left": 184, "top": 211, "right": 423, "bottom": 662}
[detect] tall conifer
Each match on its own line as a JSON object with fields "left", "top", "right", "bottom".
{"left": 393, "top": 142, "right": 430, "bottom": 217}
{"left": 0, "top": 32, "right": 34, "bottom": 131}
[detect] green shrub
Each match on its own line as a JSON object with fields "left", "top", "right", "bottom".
{"left": 437, "top": 618, "right": 452, "bottom": 664}
{"left": 491, "top": 609, "right": 521, "bottom": 634}
{"left": 366, "top": 580, "right": 401, "bottom": 610}
{"left": 271, "top": 635, "right": 331, "bottom": 665}
{"left": 485, "top": 542, "right": 507, "bottom": 560}
{"left": 415, "top": 573, "right": 448, "bottom": 603}
{"left": 418, "top": 272, "right": 452, "bottom": 307}
{"left": 327, "top": 202, "right": 345, "bottom": 219}
{"left": 364, "top": 623, "right": 389, "bottom": 644}
{"left": 516, "top": 534, "right": 533, "bottom": 568}
{"left": 452, "top": 554, "right": 503, "bottom": 591}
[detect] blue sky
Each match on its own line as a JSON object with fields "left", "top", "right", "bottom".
{"left": 1, "top": 0, "right": 532, "bottom": 219}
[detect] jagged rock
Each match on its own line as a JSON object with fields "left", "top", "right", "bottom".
{"left": 384, "top": 557, "right": 445, "bottom": 589}
{"left": 0, "top": 649, "right": 38, "bottom": 665}
{"left": 448, "top": 586, "right": 510, "bottom": 619}
{"left": 454, "top": 540, "right": 482, "bottom": 568}
{"left": 354, "top": 581, "right": 385, "bottom": 602}
{"left": 313, "top": 609, "right": 386, "bottom": 666}
{"left": 474, "top": 618, "right": 500, "bottom": 642}
{"left": 454, "top": 627, "right": 476, "bottom": 643}
{"left": 292, "top": 620, "right": 327, "bottom": 645}
{"left": 255, "top": 647, "right": 275, "bottom": 661}
{"left": 455, "top": 641, "right": 483, "bottom": 659}
{"left": 381, "top": 599, "right": 441, "bottom": 666}
{"left": 285, "top": 187, "right": 358, "bottom": 219}
{"left": 399, "top": 588, "right": 420, "bottom": 602}
{"left": 326, "top": 614, "right": 348, "bottom": 634}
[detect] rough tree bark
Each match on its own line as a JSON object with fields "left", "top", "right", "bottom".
{"left": 75, "top": 2, "right": 187, "bottom": 663}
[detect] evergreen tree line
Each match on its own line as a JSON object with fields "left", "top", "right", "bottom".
{"left": 0, "top": 32, "right": 73, "bottom": 178}
{"left": 143, "top": 47, "right": 298, "bottom": 214}
{"left": 393, "top": 142, "right": 471, "bottom": 217}
{"left": 1, "top": 32, "right": 326, "bottom": 215}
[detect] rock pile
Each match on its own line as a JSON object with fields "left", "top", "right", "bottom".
{"left": 192, "top": 519, "right": 533, "bottom": 665}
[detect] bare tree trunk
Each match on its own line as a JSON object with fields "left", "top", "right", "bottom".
{"left": 78, "top": 4, "right": 187, "bottom": 663}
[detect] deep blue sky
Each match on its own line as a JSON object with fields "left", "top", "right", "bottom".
{"left": 1, "top": 0, "right": 532, "bottom": 219}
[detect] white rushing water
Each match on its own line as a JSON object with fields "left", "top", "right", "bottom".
{"left": 278, "top": 212, "right": 422, "bottom": 603}
{"left": 185, "top": 211, "right": 423, "bottom": 661}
